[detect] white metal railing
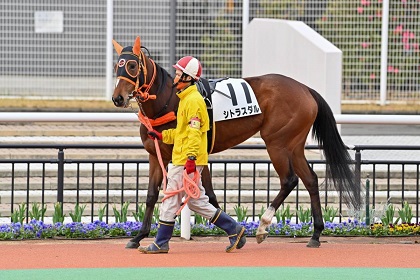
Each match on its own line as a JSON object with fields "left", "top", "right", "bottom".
{"left": 1, "top": 112, "right": 420, "bottom": 125}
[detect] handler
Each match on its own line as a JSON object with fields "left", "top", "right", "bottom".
{"left": 139, "top": 56, "right": 246, "bottom": 254}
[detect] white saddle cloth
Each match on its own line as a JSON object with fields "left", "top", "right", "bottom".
{"left": 212, "top": 78, "right": 261, "bottom": 122}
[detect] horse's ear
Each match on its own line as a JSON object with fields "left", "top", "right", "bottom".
{"left": 112, "top": 39, "right": 123, "bottom": 55}
{"left": 133, "top": 36, "right": 141, "bottom": 56}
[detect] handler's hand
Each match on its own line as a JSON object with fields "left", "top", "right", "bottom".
{"left": 147, "top": 130, "right": 162, "bottom": 140}
{"left": 184, "top": 158, "right": 196, "bottom": 174}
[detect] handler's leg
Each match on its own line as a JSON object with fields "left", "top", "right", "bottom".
{"left": 188, "top": 167, "right": 246, "bottom": 252}
{"left": 209, "top": 208, "right": 246, "bottom": 252}
{"left": 138, "top": 220, "right": 174, "bottom": 254}
{"left": 138, "top": 166, "right": 183, "bottom": 254}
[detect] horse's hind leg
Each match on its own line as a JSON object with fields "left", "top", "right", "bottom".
{"left": 256, "top": 150, "right": 299, "bottom": 243}
{"left": 293, "top": 150, "right": 324, "bottom": 248}
{"left": 126, "top": 155, "right": 164, "bottom": 249}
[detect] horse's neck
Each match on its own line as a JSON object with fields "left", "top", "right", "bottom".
{"left": 144, "top": 58, "right": 179, "bottom": 120}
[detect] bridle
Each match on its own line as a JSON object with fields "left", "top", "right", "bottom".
{"left": 116, "top": 47, "right": 157, "bottom": 103}
{"left": 115, "top": 46, "right": 177, "bottom": 127}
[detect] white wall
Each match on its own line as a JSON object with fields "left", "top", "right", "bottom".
{"left": 242, "top": 18, "right": 342, "bottom": 114}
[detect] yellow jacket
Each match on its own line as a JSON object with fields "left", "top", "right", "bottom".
{"left": 162, "top": 84, "right": 209, "bottom": 165}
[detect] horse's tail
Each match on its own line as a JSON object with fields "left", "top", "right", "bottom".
{"left": 308, "top": 87, "right": 362, "bottom": 210}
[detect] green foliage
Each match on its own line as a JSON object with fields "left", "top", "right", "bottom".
{"left": 322, "top": 206, "right": 339, "bottom": 223}
{"left": 233, "top": 205, "right": 249, "bottom": 222}
{"left": 276, "top": 204, "right": 294, "bottom": 224}
{"left": 69, "top": 203, "right": 86, "bottom": 223}
{"left": 297, "top": 206, "right": 311, "bottom": 224}
{"left": 397, "top": 201, "right": 413, "bottom": 224}
{"left": 52, "top": 202, "right": 65, "bottom": 224}
{"left": 381, "top": 203, "right": 400, "bottom": 226}
{"left": 194, "top": 213, "right": 207, "bottom": 225}
{"left": 11, "top": 203, "right": 26, "bottom": 224}
{"left": 152, "top": 204, "right": 160, "bottom": 224}
{"left": 29, "top": 202, "right": 47, "bottom": 222}
{"left": 132, "top": 203, "right": 145, "bottom": 222}
{"left": 257, "top": 205, "right": 266, "bottom": 222}
{"left": 112, "top": 201, "right": 130, "bottom": 223}
{"left": 97, "top": 204, "right": 107, "bottom": 222}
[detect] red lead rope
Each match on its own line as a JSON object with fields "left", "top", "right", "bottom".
{"left": 137, "top": 108, "right": 200, "bottom": 215}
{"left": 162, "top": 169, "right": 201, "bottom": 216}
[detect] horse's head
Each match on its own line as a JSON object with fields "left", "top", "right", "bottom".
{"left": 112, "top": 36, "right": 156, "bottom": 107}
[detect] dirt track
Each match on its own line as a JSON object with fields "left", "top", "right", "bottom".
{"left": 1, "top": 236, "right": 419, "bottom": 269}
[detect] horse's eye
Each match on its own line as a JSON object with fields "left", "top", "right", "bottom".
{"left": 125, "top": 61, "right": 138, "bottom": 77}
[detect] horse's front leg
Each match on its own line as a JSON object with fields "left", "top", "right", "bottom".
{"left": 201, "top": 165, "right": 220, "bottom": 209}
{"left": 256, "top": 205, "right": 276, "bottom": 243}
{"left": 126, "top": 155, "right": 164, "bottom": 249}
{"left": 256, "top": 168, "right": 299, "bottom": 244}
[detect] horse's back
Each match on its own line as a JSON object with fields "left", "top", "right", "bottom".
{"left": 211, "top": 73, "right": 318, "bottom": 153}
{"left": 245, "top": 73, "right": 315, "bottom": 102}
{"left": 244, "top": 73, "right": 318, "bottom": 123}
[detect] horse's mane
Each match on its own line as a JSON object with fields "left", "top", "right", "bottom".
{"left": 154, "top": 62, "right": 172, "bottom": 94}
{"left": 145, "top": 56, "right": 177, "bottom": 119}
{"left": 141, "top": 46, "right": 172, "bottom": 93}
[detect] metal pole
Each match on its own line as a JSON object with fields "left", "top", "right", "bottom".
{"left": 57, "top": 149, "right": 64, "bottom": 204}
{"left": 105, "top": 0, "right": 114, "bottom": 101}
{"left": 365, "top": 176, "right": 370, "bottom": 225}
{"left": 242, "top": 0, "right": 249, "bottom": 32}
{"left": 355, "top": 147, "right": 362, "bottom": 204}
{"left": 169, "top": 0, "right": 177, "bottom": 73}
{"left": 242, "top": 0, "right": 249, "bottom": 78}
{"left": 379, "top": 0, "right": 389, "bottom": 106}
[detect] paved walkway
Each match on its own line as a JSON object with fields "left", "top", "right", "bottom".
{"left": 0, "top": 237, "right": 419, "bottom": 280}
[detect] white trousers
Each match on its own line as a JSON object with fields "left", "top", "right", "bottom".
{"left": 159, "top": 165, "right": 217, "bottom": 222}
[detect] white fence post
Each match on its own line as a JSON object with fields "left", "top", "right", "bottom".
{"left": 242, "top": 0, "right": 249, "bottom": 32}
{"left": 105, "top": 0, "right": 114, "bottom": 101}
{"left": 180, "top": 202, "right": 191, "bottom": 240}
{"left": 380, "top": 0, "right": 390, "bottom": 106}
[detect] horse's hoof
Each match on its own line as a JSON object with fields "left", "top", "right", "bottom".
{"left": 255, "top": 232, "right": 268, "bottom": 244}
{"left": 306, "top": 239, "right": 320, "bottom": 248}
{"left": 125, "top": 241, "right": 140, "bottom": 249}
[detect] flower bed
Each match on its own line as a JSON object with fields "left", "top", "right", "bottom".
{"left": 1, "top": 219, "right": 419, "bottom": 240}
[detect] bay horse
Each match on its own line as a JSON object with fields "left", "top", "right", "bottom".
{"left": 112, "top": 36, "right": 361, "bottom": 249}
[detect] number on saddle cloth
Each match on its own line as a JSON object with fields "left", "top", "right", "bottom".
{"left": 196, "top": 77, "right": 228, "bottom": 154}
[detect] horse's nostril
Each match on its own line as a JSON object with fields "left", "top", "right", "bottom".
{"left": 112, "top": 95, "right": 123, "bottom": 106}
